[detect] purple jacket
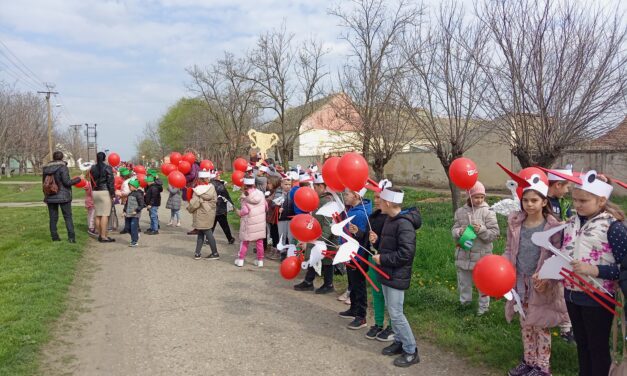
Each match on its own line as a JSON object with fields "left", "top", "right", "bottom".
{"left": 503, "top": 212, "right": 569, "bottom": 328}
{"left": 185, "top": 162, "right": 200, "bottom": 187}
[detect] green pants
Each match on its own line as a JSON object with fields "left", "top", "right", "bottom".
{"left": 368, "top": 255, "right": 389, "bottom": 327}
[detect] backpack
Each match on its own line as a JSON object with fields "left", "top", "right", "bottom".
{"left": 43, "top": 173, "right": 59, "bottom": 196}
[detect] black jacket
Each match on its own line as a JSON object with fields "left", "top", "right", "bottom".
{"left": 376, "top": 207, "right": 422, "bottom": 290}
{"left": 42, "top": 161, "right": 81, "bottom": 204}
{"left": 211, "top": 179, "right": 233, "bottom": 216}
{"left": 144, "top": 182, "right": 163, "bottom": 206}
{"left": 89, "top": 164, "right": 115, "bottom": 197}
{"left": 355, "top": 209, "right": 388, "bottom": 250}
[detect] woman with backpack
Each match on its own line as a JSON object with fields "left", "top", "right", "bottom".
{"left": 42, "top": 151, "right": 81, "bottom": 242}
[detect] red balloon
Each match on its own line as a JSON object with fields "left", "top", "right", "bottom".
{"left": 183, "top": 152, "right": 196, "bottom": 165}
{"left": 200, "top": 159, "right": 214, "bottom": 171}
{"left": 168, "top": 170, "right": 186, "bottom": 189}
{"left": 114, "top": 176, "right": 123, "bottom": 190}
{"left": 290, "top": 214, "right": 322, "bottom": 242}
{"left": 231, "top": 170, "right": 245, "bottom": 187}
{"left": 73, "top": 177, "right": 87, "bottom": 188}
{"left": 321, "top": 156, "right": 345, "bottom": 192}
{"left": 170, "top": 152, "right": 182, "bottom": 165}
{"left": 161, "top": 163, "right": 177, "bottom": 176}
{"left": 516, "top": 167, "right": 548, "bottom": 199}
{"left": 449, "top": 157, "right": 479, "bottom": 190}
{"left": 178, "top": 160, "right": 192, "bottom": 174}
{"left": 280, "top": 256, "right": 302, "bottom": 280}
{"left": 337, "top": 152, "right": 369, "bottom": 191}
{"left": 107, "top": 152, "right": 120, "bottom": 167}
{"left": 133, "top": 165, "right": 146, "bottom": 175}
{"left": 136, "top": 173, "right": 147, "bottom": 188}
{"left": 294, "top": 187, "right": 319, "bottom": 212}
{"left": 472, "top": 255, "right": 516, "bottom": 298}
{"left": 233, "top": 158, "right": 248, "bottom": 172}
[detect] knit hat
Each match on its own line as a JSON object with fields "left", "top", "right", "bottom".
{"left": 119, "top": 167, "right": 131, "bottom": 177}
{"left": 145, "top": 176, "right": 155, "bottom": 183}
{"left": 129, "top": 179, "right": 140, "bottom": 188}
{"left": 468, "top": 181, "right": 486, "bottom": 197}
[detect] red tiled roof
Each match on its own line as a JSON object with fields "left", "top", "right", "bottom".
{"left": 591, "top": 116, "right": 627, "bottom": 148}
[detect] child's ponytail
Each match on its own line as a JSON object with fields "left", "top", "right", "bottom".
{"left": 604, "top": 201, "right": 625, "bottom": 222}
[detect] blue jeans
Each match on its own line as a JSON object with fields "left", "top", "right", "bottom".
{"left": 382, "top": 284, "right": 417, "bottom": 354}
{"left": 149, "top": 206, "right": 159, "bottom": 231}
{"left": 125, "top": 217, "right": 139, "bottom": 243}
{"left": 170, "top": 209, "right": 180, "bottom": 222}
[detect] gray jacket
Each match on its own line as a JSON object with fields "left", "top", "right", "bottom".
{"left": 452, "top": 202, "right": 500, "bottom": 270}
{"left": 166, "top": 186, "right": 182, "bottom": 210}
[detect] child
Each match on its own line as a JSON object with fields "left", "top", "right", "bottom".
{"left": 166, "top": 185, "right": 182, "bottom": 226}
{"left": 553, "top": 170, "right": 626, "bottom": 376}
{"left": 124, "top": 179, "right": 145, "bottom": 247}
{"left": 277, "top": 175, "right": 294, "bottom": 259}
{"left": 144, "top": 175, "right": 162, "bottom": 235}
{"left": 210, "top": 172, "right": 235, "bottom": 244}
{"left": 371, "top": 187, "right": 421, "bottom": 368}
{"left": 235, "top": 176, "right": 267, "bottom": 267}
{"left": 84, "top": 179, "right": 96, "bottom": 236}
{"left": 338, "top": 188, "right": 372, "bottom": 330}
{"left": 452, "top": 181, "right": 499, "bottom": 316}
{"left": 502, "top": 177, "right": 568, "bottom": 376}
{"left": 264, "top": 176, "right": 282, "bottom": 260}
{"left": 187, "top": 170, "right": 219, "bottom": 260}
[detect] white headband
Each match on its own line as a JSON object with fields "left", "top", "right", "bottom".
{"left": 259, "top": 166, "right": 270, "bottom": 173}
{"left": 378, "top": 179, "right": 392, "bottom": 190}
{"left": 313, "top": 174, "right": 324, "bottom": 184}
{"left": 380, "top": 188, "right": 404, "bottom": 204}
{"left": 243, "top": 177, "right": 255, "bottom": 185}
{"left": 576, "top": 171, "right": 613, "bottom": 199}
{"left": 547, "top": 169, "right": 573, "bottom": 182}
{"left": 522, "top": 174, "right": 549, "bottom": 197}
{"left": 198, "top": 170, "right": 211, "bottom": 178}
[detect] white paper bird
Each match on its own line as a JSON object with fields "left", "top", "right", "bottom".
{"left": 490, "top": 180, "right": 520, "bottom": 216}
{"left": 276, "top": 235, "right": 297, "bottom": 257}
{"left": 76, "top": 158, "right": 94, "bottom": 172}
{"left": 331, "top": 216, "right": 360, "bottom": 265}
{"left": 301, "top": 241, "right": 326, "bottom": 276}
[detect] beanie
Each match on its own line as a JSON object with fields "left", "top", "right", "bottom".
{"left": 468, "top": 181, "right": 486, "bottom": 197}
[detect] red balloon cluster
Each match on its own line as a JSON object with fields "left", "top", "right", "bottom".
{"left": 183, "top": 152, "right": 196, "bottom": 165}
{"left": 137, "top": 173, "right": 148, "bottom": 188}
{"left": 168, "top": 170, "right": 186, "bottom": 189}
{"left": 178, "top": 160, "right": 192, "bottom": 175}
{"left": 321, "top": 156, "right": 344, "bottom": 192}
{"left": 161, "top": 163, "right": 177, "bottom": 176}
{"left": 114, "top": 176, "right": 123, "bottom": 190}
{"left": 170, "top": 152, "right": 182, "bottom": 165}
{"left": 290, "top": 214, "right": 322, "bottom": 242}
{"left": 73, "top": 177, "right": 87, "bottom": 188}
{"left": 133, "top": 165, "right": 146, "bottom": 175}
{"left": 233, "top": 158, "right": 248, "bottom": 172}
{"left": 107, "top": 152, "right": 120, "bottom": 167}
{"left": 200, "top": 160, "right": 214, "bottom": 171}
{"left": 231, "top": 170, "right": 245, "bottom": 187}
{"left": 337, "top": 152, "right": 369, "bottom": 191}
{"left": 449, "top": 157, "right": 479, "bottom": 190}
{"left": 280, "top": 256, "right": 302, "bottom": 280}
{"left": 472, "top": 255, "right": 516, "bottom": 298}
{"left": 294, "top": 187, "right": 319, "bottom": 212}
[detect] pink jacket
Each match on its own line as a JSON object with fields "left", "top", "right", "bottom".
{"left": 503, "top": 212, "right": 568, "bottom": 328}
{"left": 238, "top": 188, "right": 267, "bottom": 241}
{"left": 84, "top": 181, "right": 94, "bottom": 208}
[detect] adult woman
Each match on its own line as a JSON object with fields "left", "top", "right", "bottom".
{"left": 90, "top": 152, "right": 116, "bottom": 242}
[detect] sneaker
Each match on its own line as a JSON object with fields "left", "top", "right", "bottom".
{"left": 376, "top": 326, "right": 395, "bottom": 342}
{"left": 194, "top": 253, "right": 202, "bottom": 260}
{"left": 338, "top": 309, "right": 356, "bottom": 319}
{"left": 167, "top": 221, "right": 173, "bottom": 226}
{"left": 337, "top": 290, "right": 350, "bottom": 301}
{"left": 382, "top": 342, "right": 403, "bottom": 356}
{"left": 348, "top": 317, "right": 367, "bottom": 330}
{"left": 344, "top": 297, "right": 351, "bottom": 305}
{"left": 176, "top": 222, "right": 181, "bottom": 227}
{"left": 508, "top": 362, "right": 534, "bottom": 376}
{"left": 68, "top": 238, "right": 76, "bottom": 243}
{"left": 365, "top": 325, "right": 383, "bottom": 339}
{"left": 228, "top": 238, "right": 235, "bottom": 244}
{"left": 315, "top": 285, "right": 335, "bottom": 294}
{"left": 254, "top": 259, "right": 264, "bottom": 268}
{"left": 526, "top": 367, "right": 550, "bottom": 376}
{"left": 147, "top": 230, "right": 159, "bottom": 235}
{"left": 129, "top": 242, "right": 138, "bottom": 247}
{"left": 294, "top": 281, "right": 314, "bottom": 291}
{"left": 234, "top": 258, "right": 244, "bottom": 267}
{"left": 145, "top": 230, "right": 154, "bottom": 235}
{"left": 477, "top": 308, "right": 489, "bottom": 316}
{"left": 393, "top": 350, "right": 420, "bottom": 368}
{"left": 88, "top": 229, "right": 98, "bottom": 236}
{"left": 560, "top": 330, "right": 576, "bottom": 344}
{"left": 205, "top": 253, "right": 220, "bottom": 260}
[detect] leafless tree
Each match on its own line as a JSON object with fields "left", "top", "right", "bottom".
{"left": 478, "top": 0, "right": 627, "bottom": 168}
{"left": 330, "top": 0, "right": 422, "bottom": 179}
{"left": 187, "top": 52, "right": 260, "bottom": 168}
{"left": 58, "top": 125, "right": 87, "bottom": 165}
{"left": 245, "top": 24, "right": 328, "bottom": 167}
{"left": 400, "top": 2, "right": 491, "bottom": 211}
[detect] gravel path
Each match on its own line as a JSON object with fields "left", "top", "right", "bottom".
{"left": 41, "top": 196, "right": 496, "bottom": 376}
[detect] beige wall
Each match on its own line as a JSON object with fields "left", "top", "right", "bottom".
{"left": 557, "top": 149, "right": 627, "bottom": 197}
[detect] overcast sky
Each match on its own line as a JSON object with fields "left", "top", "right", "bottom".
{"left": 1, "top": 0, "right": 623, "bottom": 160}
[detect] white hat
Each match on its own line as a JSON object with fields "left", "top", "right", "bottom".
{"left": 313, "top": 173, "right": 324, "bottom": 184}
{"left": 378, "top": 179, "right": 392, "bottom": 190}
{"left": 198, "top": 170, "right": 211, "bottom": 178}
{"left": 299, "top": 174, "right": 313, "bottom": 183}
{"left": 259, "top": 165, "right": 270, "bottom": 173}
{"left": 380, "top": 188, "right": 404, "bottom": 204}
{"left": 547, "top": 166, "right": 573, "bottom": 182}
{"left": 243, "top": 177, "right": 256, "bottom": 186}
{"left": 358, "top": 188, "right": 367, "bottom": 197}
{"left": 540, "top": 167, "right": 613, "bottom": 199}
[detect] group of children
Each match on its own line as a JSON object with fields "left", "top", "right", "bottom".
{"left": 454, "top": 167, "right": 627, "bottom": 376}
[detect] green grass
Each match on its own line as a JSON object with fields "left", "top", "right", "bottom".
{"left": 0, "top": 184, "right": 85, "bottom": 203}
{"left": 0, "top": 207, "right": 87, "bottom": 376}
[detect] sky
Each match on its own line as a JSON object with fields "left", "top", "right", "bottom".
{"left": 0, "top": 0, "right": 352, "bottom": 160}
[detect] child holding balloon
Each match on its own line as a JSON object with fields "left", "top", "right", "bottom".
{"left": 452, "top": 181, "right": 499, "bottom": 316}
{"left": 501, "top": 173, "right": 567, "bottom": 376}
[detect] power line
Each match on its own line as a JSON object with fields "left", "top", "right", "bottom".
{"left": 0, "top": 59, "right": 41, "bottom": 91}
{"left": 0, "top": 49, "right": 44, "bottom": 90}
{"left": 0, "top": 39, "right": 45, "bottom": 88}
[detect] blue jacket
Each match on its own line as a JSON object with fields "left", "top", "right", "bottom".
{"left": 290, "top": 186, "right": 306, "bottom": 215}
{"left": 340, "top": 199, "right": 372, "bottom": 267}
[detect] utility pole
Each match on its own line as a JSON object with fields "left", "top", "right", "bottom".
{"left": 38, "top": 84, "right": 58, "bottom": 161}
{"left": 85, "top": 123, "right": 98, "bottom": 162}
{"left": 70, "top": 124, "right": 84, "bottom": 162}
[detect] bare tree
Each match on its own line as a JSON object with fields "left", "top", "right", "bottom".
{"left": 400, "top": 2, "right": 491, "bottom": 211}
{"left": 0, "top": 84, "right": 16, "bottom": 177}
{"left": 246, "top": 24, "right": 328, "bottom": 167}
{"left": 330, "top": 0, "right": 422, "bottom": 179}
{"left": 58, "top": 125, "right": 87, "bottom": 164}
{"left": 187, "top": 53, "right": 260, "bottom": 166}
{"left": 478, "top": 0, "right": 627, "bottom": 168}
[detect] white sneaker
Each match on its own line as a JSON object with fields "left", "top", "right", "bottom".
{"left": 167, "top": 221, "right": 173, "bottom": 226}
{"left": 176, "top": 222, "right": 181, "bottom": 227}
{"left": 234, "top": 258, "right": 244, "bottom": 267}
{"left": 254, "top": 259, "right": 263, "bottom": 268}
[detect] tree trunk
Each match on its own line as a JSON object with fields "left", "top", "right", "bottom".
{"left": 372, "top": 158, "right": 386, "bottom": 181}
{"left": 443, "top": 164, "right": 461, "bottom": 214}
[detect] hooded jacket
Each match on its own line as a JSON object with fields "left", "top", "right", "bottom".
{"left": 144, "top": 180, "right": 163, "bottom": 206}
{"left": 42, "top": 160, "right": 81, "bottom": 204}
{"left": 211, "top": 179, "right": 233, "bottom": 216}
{"left": 376, "top": 207, "right": 422, "bottom": 290}
{"left": 452, "top": 202, "right": 500, "bottom": 270}
{"left": 238, "top": 188, "right": 267, "bottom": 241}
{"left": 187, "top": 183, "right": 217, "bottom": 230}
